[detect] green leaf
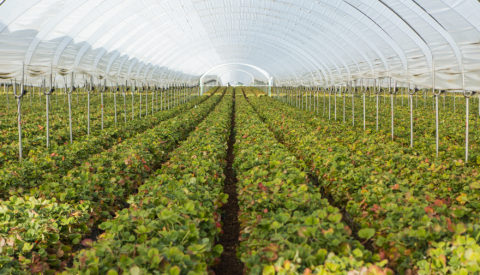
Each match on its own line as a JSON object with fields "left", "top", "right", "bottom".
{"left": 328, "top": 213, "right": 342, "bottom": 223}
{"left": 106, "top": 270, "right": 119, "bottom": 275}
{"left": 358, "top": 228, "right": 375, "bottom": 240}
{"left": 262, "top": 265, "right": 276, "bottom": 275}
{"left": 129, "top": 266, "right": 141, "bottom": 275}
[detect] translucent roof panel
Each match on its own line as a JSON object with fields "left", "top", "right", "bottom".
{"left": 1, "top": 0, "right": 480, "bottom": 89}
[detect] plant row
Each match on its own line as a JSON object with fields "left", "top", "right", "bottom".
{"left": 234, "top": 92, "right": 389, "bottom": 274}
{"left": 247, "top": 89, "right": 480, "bottom": 274}
{"left": 274, "top": 88, "right": 480, "bottom": 162}
{"left": 0, "top": 89, "right": 215, "bottom": 198}
{"left": 66, "top": 88, "right": 234, "bottom": 274}
{"left": 0, "top": 90, "right": 224, "bottom": 273}
{"left": 0, "top": 87, "right": 200, "bottom": 166}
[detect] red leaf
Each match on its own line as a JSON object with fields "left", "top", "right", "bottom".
{"left": 81, "top": 238, "right": 93, "bottom": 247}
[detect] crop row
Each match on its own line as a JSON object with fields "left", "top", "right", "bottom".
{"left": 0, "top": 87, "right": 199, "bottom": 166}
{"left": 0, "top": 89, "right": 223, "bottom": 273}
{"left": 234, "top": 92, "right": 390, "bottom": 274}
{"left": 273, "top": 88, "right": 480, "bottom": 162}
{"left": 248, "top": 88, "right": 480, "bottom": 274}
{"left": 0, "top": 89, "right": 215, "bottom": 199}
{"left": 66, "top": 88, "right": 234, "bottom": 274}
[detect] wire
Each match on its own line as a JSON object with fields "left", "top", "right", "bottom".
{"left": 0, "top": 0, "right": 6, "bottom": 6}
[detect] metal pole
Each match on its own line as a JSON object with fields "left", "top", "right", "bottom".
{"left": 101, "top": 79, "right": 105, "bottom": 130}
{"left": 435, "top": 92, "right": 439, "bottom": 158}
{"left": 145, "top": 85, "right": 148, "bottom": 116}
{"left": 328, "top": 87, "right": 331, "bottom": 120}
{"left": 323, "top": 88, "right": 326, "bottom": 117}
{"left": 363, "top": 83, "right": 366, "bottom": 131}
{"left": 87, "top": 77, "right": 91, "bottom": 136}
{"left": 391, "top": 80, "right": 395, "bottom": 140}
{"left": 46, "top": 68, "right": 53, "bottom": 148}
{"left": 464, "top": 91, "right": 473, "bottom": 163}
{"left": 343, "top": 86, "right": 346, "bottom": 123}
{"left": 123, "top": 84, "right": 127, "bottom": 124}
{"left": 334, "top": 86, "right": 337, "bottom": 121}
{"left": 131, "top": 82, "right": 135, "bottom": 120}
{"left": 375, "top": 79, "right": 379, "bottom": 131}
{"left": 409, "top": 87, "right": 417, "bottom": 148}
{"left": 352, "top": 82, "right": 355, "bottom": 127}
{"left": 114, "top": 85, "right": 118, "bottom": 127}
{"left": 68, "top": 72, "right": 73, "bottom": 143}
{"left": 139, "top": 84, "right": 142, "bottom": 118}
{"left": 16, "top": 83, "right": 23, "bottom": 161}
{"left": 466, "top": 95, "right": 469, "bottom": 163}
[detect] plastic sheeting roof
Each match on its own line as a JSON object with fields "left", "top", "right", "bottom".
{"left": 1, "top": 0, "right": 480, "bottom": 88}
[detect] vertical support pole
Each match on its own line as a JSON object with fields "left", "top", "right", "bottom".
{"left": 123, "top": 84, "right": 127, "bottom": 125}
{"left": 139, "top": 84, "right": 142, "bottom": 118}
{"left": 131, "top": 82, "right": 135, "bottom": 120}
{"left": 328, "top": 87, "right": 331, "bottom": 120}
{"left": 114, "top": 85, "right": 118, "bottom": 127}
{"left": 343, "top": 86, "right": 346, "bottom": 123}
{"left": 145, "top": 85, "right": 148, "bottom": 117}
{"left": 15, "top": 81, "right": 23, "bottom": 161}
{"left": 46, "top": 68, "right": 53, "bottom": 148}
{"left": 352, "top": 82, "right": 355, "bottom": 127}
{"left": 363, "top": 83, "right": 366, "bottom": 131}
{"left": 391, "top": 80, "right": 395, "bottom": 140}
{"left": 376, "top": 79, "right": 379, "bottom": 131}
{"left": 160, "top": 87, "right": 163, "bottom": 110}
{"left": 334, "top": 86, "right": 337, "bottom": 121}
{"left": 87, "top": 76, "right": 91, "bottom": 136}
{"left": 409, "top": 87, "right": 415, "bottom": 148}
{"left": 466, "top": 95, "right": 469, "bottom": 163}
{"left": 323, "top": 88, "right": 326, "bottom": 117}
{"left": 101, "top": 79, "right": 105, "bottom": 130}
{"left": 68, "top": 72, "right": 73, "bottom": 143}
{"left": 435, "top": 92, "right": 439, "bottom": 158}
{"left": 464, "top": 91, "right": 472, "bottom": 163}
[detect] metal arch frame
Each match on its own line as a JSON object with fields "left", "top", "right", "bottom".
{"left": 96, "top": 13, "right": 324, "bottom": 78}
{"left": 194, "top": 0, "right": 402, "bottom": 80}
{"left": 338, "top": 1, "right": 408, "bottom": 73}
{"left": 66, "top": 1, "right": 355, "bottom": 81}
{"left": 149, "top": 37, "right": 331, "bottom": 85}
{"left": 406, "top": 0, "right": 465, "bottom": 89}
{"left": 365, "top": 0, "right": 433, "bottom": 70}
{"left": 23, "top": 0, "right": 97, "bottom": 64}
{"left": 3, "top": 0, "right": 475, "bottom": 88}
{"left": 199, "top": 63, "right": 273, "bottom": 94}
{"left": 157, "top": 24, "right": 351, "bottom": 82}
{"left": 194, "top": 3, "right": 382, "bottom": 77}
{"left": 152, "top": 9, "right": 359, "bottom": 79}
{"left": 52, "top": 0, "right": 143, "bottom": 66}
{"left": 164, "top": 39, "right": 329, "bottom": 84}
{"left": 18, "top": 0, "right": 397, "bottom": 84}
{"left": 216, "top": 69, "right": 257, "bottom": 85}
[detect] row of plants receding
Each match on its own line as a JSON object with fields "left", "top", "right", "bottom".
{"left": 248, "top": 88, "right": 480, "bottom": 274}
{"left": 277, "top": 89, "right": 480, "bottom": 162}
{"left": 0, "top": 89, "right": 214, "bottom": 198}
{"left": 0, "top": 86, "right": 198, "bottom": 166}
{"left": 65, "top": 88, "right": 234, "bottom": 274}
{"left": 0, "top": 90, "right": 224, "bottom": 273}
{"left": 234, "top": 92, "right": 390, "bottom": 274}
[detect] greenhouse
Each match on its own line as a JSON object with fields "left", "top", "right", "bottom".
{"left": 1, "top": 0, "right": 480, "bottom": 274}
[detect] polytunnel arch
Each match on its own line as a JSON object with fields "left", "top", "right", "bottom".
{"left": 199, "top": 63, "right": 273, "bottom": 95}
{"left": 1, "top": 0, "right": 480, "bottom": 87}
